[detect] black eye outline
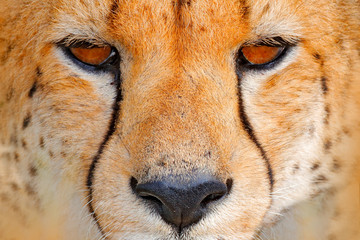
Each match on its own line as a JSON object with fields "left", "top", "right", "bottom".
{"left": 57, "top": 40, "right": 120, "bottom": 73}
{"left": 236, "top": 36, "right": 298, "bottom": 71}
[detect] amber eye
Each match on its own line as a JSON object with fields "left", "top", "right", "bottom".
{"left": 69, "top": 46, "right": 112, "bottom": 66}
{"left": 241, "top": 45, "right": 285, "bottom": 65}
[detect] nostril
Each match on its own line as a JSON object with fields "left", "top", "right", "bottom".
{"left": 130, "top": 177, "right": 163, "bottom": 204}
{"left": 200, "top": 191, "right": 226, "bottom": 207}
{"left": 132, "top": 179, "right": 171, "bottom": 210}
{"left": 199, "top": 178, "right": 233, "bottom": 208}
{"left": 137, "top": 192, "right": 164, "bottom": 207}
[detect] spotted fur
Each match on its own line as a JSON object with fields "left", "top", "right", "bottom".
{"left": 0, "top": 0, "right": 359, "bottom": 239}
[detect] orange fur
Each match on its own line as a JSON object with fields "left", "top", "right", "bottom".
{"left": 0, "top": 0, "right": 359, "bottom": 239}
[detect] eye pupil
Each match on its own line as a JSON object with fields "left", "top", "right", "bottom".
{"left": 241, "top": 45, "right": 284, "bottom": 65}
{"left": 70, "top": 46, "right": 112, "bottom": 66}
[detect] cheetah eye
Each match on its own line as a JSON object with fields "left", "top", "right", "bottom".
{"left": 237, "top": 37, "right": 297, "bottom": 70}
{"left": 70, "top": 46, "right": 113, "bottom": 66}
{"left": 58, "top": 40, "right": 120, "bottom": 71}
{"left": 240, "top": 45, "right": 285, "bottom": 66}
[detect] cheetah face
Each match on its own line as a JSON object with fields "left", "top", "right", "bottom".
{"left": 1, "top": 0, "right": 359, "bottom": 239}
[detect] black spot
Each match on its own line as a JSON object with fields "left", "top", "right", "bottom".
{"left": 332, "top": 158, "right": 341, "bottom": 172}
{"left": 27, "top": 68, "right": 42, "bottom": 98}
{"left": 292, "top": 163, "right": 300, "bottom": 174}
{"left": 28, "top": 81, "right": 37, "bottom": 98}
{"left": 314, "top": 175, "right": 328, "bottom": 183}
{"left": 14, "top": 152, "right": 19, "bottom": 162}
{"left": 49, "top": 151, "right": 54, "bottom": 158}
{"left": 313, "top": 52, "right": 321, "bottom": 60}
{"left": 204, "top": 150, "right": 212, "bottom": 158}
{"left": 242, "top": 6, "right": 249, "bottom": 18}
{"left": 10, "top": 182, "right": 19, "bottom": 191}
{"left": 22, "top": 114, "right": 31, "bottom": 129}
{"left": 39, "top": 137, "right": 45, "bottom": 148}
{"left": 21, "top": 139, "right": 27, "bottom": 149}
{"left": 61, "top": 151, "right": 67, "bottom": 157}
{"left": 324, "top": 140, "right": 332, "bottom": 152}
{"left": 36, "top": 67, "right": 42, "bottom": 77}
{"left": 157, "top": 161, "right": 166, "bottom": 167}
{"left": 29, "top": 165, "right": 38, "bottom": 177}
{"left": 343, "top": 127, "right": 350, "bottom": 136}
{"left": 307, "top": 124, "right": 316, "bottom": 136}
{"left": 321, "top": 76, "right": 328, "bottom": 94}
{"left": 311, "top": 162, "right": 320, "bottom": 171}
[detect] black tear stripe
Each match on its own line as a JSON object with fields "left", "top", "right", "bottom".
{"left": 87, "top": 69, "right": 122, "bottom": 237}
{"left": 236, "top": 70, "right": 274, "bottom": 193}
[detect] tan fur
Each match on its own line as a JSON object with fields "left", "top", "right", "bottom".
{"left": 0, "top": 0, "right": 359, "bottom": 239}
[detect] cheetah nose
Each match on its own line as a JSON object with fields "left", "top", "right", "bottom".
{"left": 131, "top": 176, "right": 232, "bottom": 232}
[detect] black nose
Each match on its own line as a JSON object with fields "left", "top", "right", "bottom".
{"left": 131, "top": 176, "right": 232, "bottom": 232}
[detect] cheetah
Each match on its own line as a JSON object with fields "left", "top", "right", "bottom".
{"left": 0, "top": 0, "right": 359, "bottom": 239}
